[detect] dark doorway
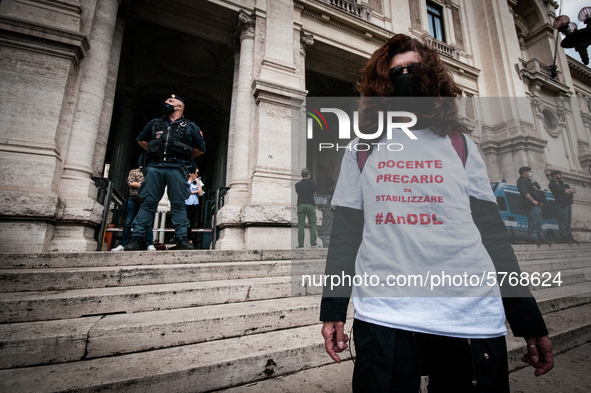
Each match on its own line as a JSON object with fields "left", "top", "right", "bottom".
{"left": 104, "top": 9, "right": 236, "bottom": 243}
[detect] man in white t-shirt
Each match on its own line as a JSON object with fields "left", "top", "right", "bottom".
{"left": 320, "top": 34, "right": 553, "bottom": 392}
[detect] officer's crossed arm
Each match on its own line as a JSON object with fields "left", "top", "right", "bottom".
{"left": 192, "top": 125, "right": 205, "bottom": 157}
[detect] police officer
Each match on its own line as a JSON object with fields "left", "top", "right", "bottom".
{"left": 548, "top": 170, "right": 579, "bottom": 244}
{"left": 517, "top": 166, "right": 551, "bottom": 245}
{"left": 125, "top": 94, "right": 205, "bottom": 251}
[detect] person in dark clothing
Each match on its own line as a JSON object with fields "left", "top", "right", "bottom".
{"left": 320, "top": 34, "right": 553, "bottom": 393}
{"left": 548, "top": 170, "right": 579, "bottom": 244}
{"left": 295, "top": 168, "right": 321, "bottom": 248}
{"left": 517, "top": 166, "right": 551, "bottom": 245}
{"left": 125, "top": 94, "right": 205, "bottom": 251}
{"left": 111, "top": 165, "right": 155, "bottom": 251}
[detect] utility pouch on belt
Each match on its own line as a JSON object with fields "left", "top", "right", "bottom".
{"left": 170, "top": 141, "right": 193, "bottom": 160}
{"left": 147, "top": 139, "right": 161, "bottom": 159}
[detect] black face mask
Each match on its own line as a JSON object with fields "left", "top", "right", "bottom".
{"left": 389, "top": 73, "right": 425, "bottom": 97}
{"left": 163, "top": 103, "right": 176, "bottom": 114}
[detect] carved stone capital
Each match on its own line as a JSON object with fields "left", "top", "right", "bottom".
{"left": 300, "top": 30, "right": 314, "bottom": 52}
{"left": 237, "top": 10, "right": 256, "bottom": 41}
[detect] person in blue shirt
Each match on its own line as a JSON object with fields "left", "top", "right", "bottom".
{"left": 185, "top": 169, "right": 204, "bottom": 246}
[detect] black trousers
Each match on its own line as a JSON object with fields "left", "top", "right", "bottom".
{"left": 352, "top": 319, "right": 510, "bottom": 393}
{"left": 185, "top": 204, "right": 199, "bottom": 242}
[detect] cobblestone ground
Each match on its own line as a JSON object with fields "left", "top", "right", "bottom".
{"left": 509, "top": 342, "right": 591, "bottom": 393}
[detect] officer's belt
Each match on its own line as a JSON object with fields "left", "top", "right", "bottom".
{"left": 157, "top": 156, "right": 185, "bottom": 164}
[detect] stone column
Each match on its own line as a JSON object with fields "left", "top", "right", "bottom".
{"left": 215, "top": 11, "right": 255, "bottom": 250}
{"left": 226, "top": 11, "right": 255, "bottom": 206}
{"left": 51, "top": 0, "right": 121, "bottom": 251}
{"left": 299, "top": 31, "right": 313, "bottom": 90}
{"left": 93, "top": 17, "right": 125, "bottom": 177}
{"left": 299, "top": 30, "right": 313, "bottom": 172}
{"left": 225, "top": 50, "right": 241, "bottom": 186}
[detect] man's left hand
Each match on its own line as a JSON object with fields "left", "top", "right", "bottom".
{"left": 521, "top": 336, "right": 554, "bottom": 376}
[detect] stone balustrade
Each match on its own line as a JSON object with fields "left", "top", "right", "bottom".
{"left": 519, "top": 58, "right": 562, "bottom": 83}
{"left": 317, "top": 0, "right": 372, "bottom": 21}
{"left": 423, "top": 35, "right": 461, "bottom": 60}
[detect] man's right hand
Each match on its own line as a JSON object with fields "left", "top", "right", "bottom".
{"left": 533, "top": 200, "right": 539, "bottom": 206}
{"left": 321, "top": 321, "right": 349, "bottom": 363}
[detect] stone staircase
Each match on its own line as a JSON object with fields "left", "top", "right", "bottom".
{"left": 0, "top": 244, "right": 590, "bottom": 392}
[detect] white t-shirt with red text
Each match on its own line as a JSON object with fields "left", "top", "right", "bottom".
{"left": 331, "top": 130, "right": 506, "bottom": 338}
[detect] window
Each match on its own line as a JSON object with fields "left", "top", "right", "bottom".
{"left": 427, "top": 2, "right": 445, "bottom": 41}
{"left": 496, "top": 197, "right": 508, "bottom": 212}
{"left": 506, "top": 193, "right": 526, "bottom": 215}
{"left": 542, "top": 109, "right": 557, "bottom": 130}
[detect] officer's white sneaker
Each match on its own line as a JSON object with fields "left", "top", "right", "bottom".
{"left": 147, "top": 245, "right": 157, "bottom": 251}
{"left": 111, "top": 245, "right": 124, "bottom": 252}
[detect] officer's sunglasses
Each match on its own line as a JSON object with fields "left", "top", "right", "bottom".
{"left": 389, "top": 63, "right": 422, "bottom": 80}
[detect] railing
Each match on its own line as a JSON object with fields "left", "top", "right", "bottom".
{"left": 315, "top": 195, "right": 333, "bottom": 248}
{"left": 424, "top": 35, "right": 460, "bottom": 60}
{"left": 91, "top": 177, "right": 124, "bottom": 251}
{"left": 211, "top": 186, "right": 230, "bottom": 250}
{"left": 519, "top": 58, "right": 561, "bottom": 82}
{"left": 318, "top": 0, "right": 372, "bottom": 21}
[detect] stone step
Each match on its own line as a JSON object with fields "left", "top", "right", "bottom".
{"left": 2, "top": 254, "right": 585, "bottom": 294}
{"left": 0, "top": 260, "right": 324, "bottom": 293}
{"left": 0, "top": 276, "right": 308, "bottom": 323}
{"left": 0, "top": 243, "right": 587, "bottom": 270}
{"left": 518, "top": 257, "right": 590, "bottom": 273}
{"left": 514, "top": 247, "right": 590, "bottom": 262}
{"left": 0, "top": 297, "right": 327, "bottom": 369}
{"left": 2, "top": 303, "right": 590, "bottom": 393}
{"left": 505, "top": 302, "right": 591, "bottom": 372}
{"left": 1, "top": 280, "right": 588, "bottom": 371}
{"left": 0, "top": 249, "right": 328, "bottom": 269}
{"left": 0, "top": 323, "right": 338, "bottom": 393}
{"left": 220, "top": 303, "right": 591, "bottom": 393}
{"left": 1, "top": 261, "right": 587, "bottom": 324}
{"left": 529, "top": 267, "right": 591, "bottom": 290}
{"left": 512, "top": 243, "right": 590, "bottom": 253}
{"left": 0, "top": 256, "right": 587, "bottom": 294}
{"left": 218, "top": 304, "right": 591, "bottom": 393}
{"left": 534, "top": 282, "right": 591, "bottom": 314}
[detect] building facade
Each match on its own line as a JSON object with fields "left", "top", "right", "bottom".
{"left": 0, "top": 0, "right": 589, "bottom": 252}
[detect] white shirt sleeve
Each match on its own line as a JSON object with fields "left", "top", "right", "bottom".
{"left": 331, "top": 140, "right": 364, "bottom": 210}
{"left": 464, "top": 136, "right": 496, "bottom": 203}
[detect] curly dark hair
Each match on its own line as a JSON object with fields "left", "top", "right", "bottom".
{"left": 357, "top": 34, "right": 464, "bottom": 137}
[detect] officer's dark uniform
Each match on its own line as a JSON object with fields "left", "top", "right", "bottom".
{"left": 517, "top": 176, "right": 546, "bottom": 243}
{"left": 549, "top": 173, "right": 576, "bottom": 243}
{"left": 127, "top": 109, "right": 205, "bottom": 249}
